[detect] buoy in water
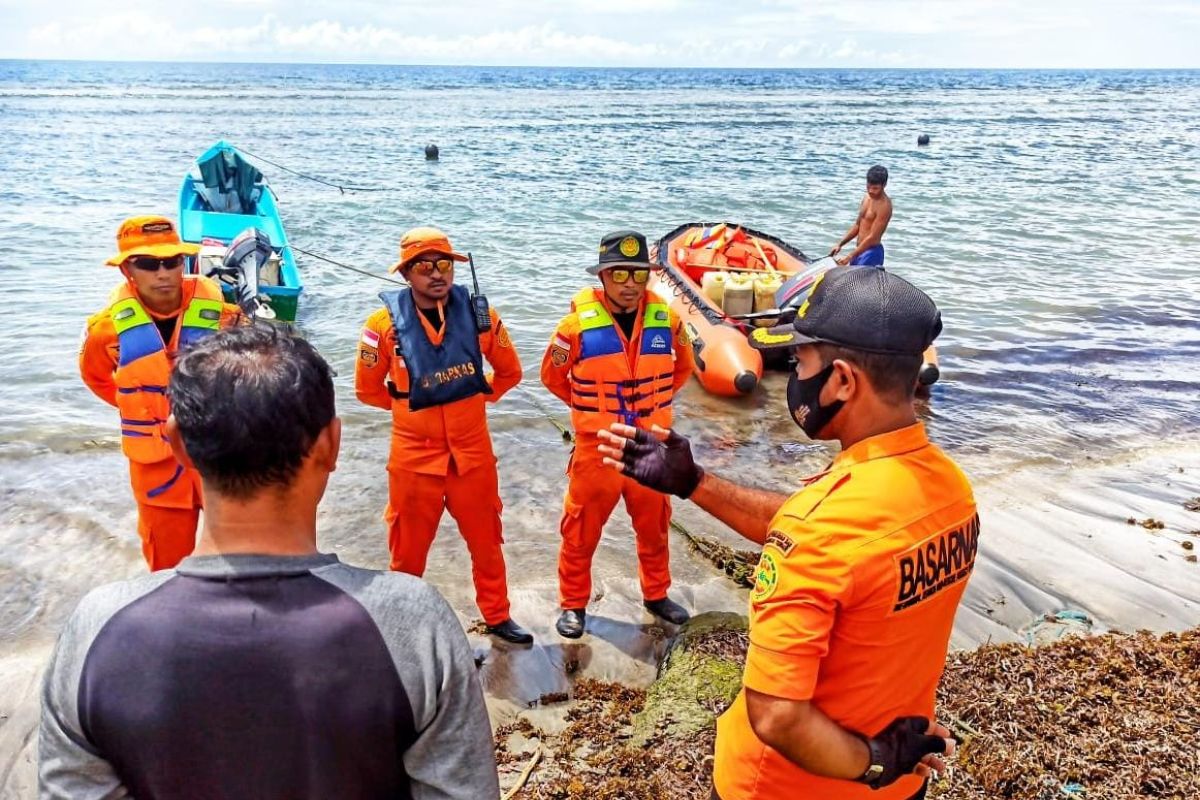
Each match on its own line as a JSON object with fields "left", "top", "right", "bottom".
{"left": 917, "top": 134, "right": 931, "bottom": 146}
{"left": 425, "top": 144, "right": 440, "bottom": 160}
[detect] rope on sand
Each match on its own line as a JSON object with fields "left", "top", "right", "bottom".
{"left": 501, "top": 745, "right": 542, "bottom": 800}
{"left": 671, "top": 521, "right": 759, "bottom": 588}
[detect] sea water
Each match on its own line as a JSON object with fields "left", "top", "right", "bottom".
{"left": 1, "top": 61, "right": 1198, "bottom": 681}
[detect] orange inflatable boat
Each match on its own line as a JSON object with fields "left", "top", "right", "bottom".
{"left": 652, "top": 222, "right": 940, "bottom": 398}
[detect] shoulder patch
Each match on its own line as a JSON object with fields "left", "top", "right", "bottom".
{"left": 495, "top": 321, "right": 512, "bottom": 349}
{"left": 764, "top": 529, "right": 796, "bottom": 557}
{"left": 359, "top": 348, "right": 378, "bottom": 366}
{"left": 751, "top": 551, "right": 780, "bottom": 603}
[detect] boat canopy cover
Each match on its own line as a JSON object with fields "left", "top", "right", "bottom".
{"left": 197, "top": 148, "right": 263, "bottom": 214}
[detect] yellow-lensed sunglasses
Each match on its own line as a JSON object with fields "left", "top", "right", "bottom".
{"left": 608, "top": 268, "right": 650, "bottom": 284}
{"left": 409, "top": 258, "right": 455, "bottom": 276}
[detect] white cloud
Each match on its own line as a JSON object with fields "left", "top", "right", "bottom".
{"left": 26, "top": 15, "right": 657, "bottom": 63}
{"left": 5, "top": 0, "right": 1200, "bottom": 66}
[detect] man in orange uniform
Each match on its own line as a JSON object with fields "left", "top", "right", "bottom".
{"left": 80, "top": 215, "right": 241, "bottom": 570}
{"left": 355, "top": 226, "right": 532, "bottom": 645}
{"left": 600, "top": 268, "right": 973, "bottom": 800}
{"left": 540, "top": 230, "right": 695, "bottom": 639}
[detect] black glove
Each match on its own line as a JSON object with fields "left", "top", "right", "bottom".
{"left": 617, "top": 427, "right": 704, "bottom": 499}
{"left": 857, "top": 716, "right": 948, "bottom": 790}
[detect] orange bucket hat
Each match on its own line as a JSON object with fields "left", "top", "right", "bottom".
{"left": 105, "top": 215, "right": 200, "bottom": 267}
{"left": 389, "top": 226, "right": 468, "bottom": 274}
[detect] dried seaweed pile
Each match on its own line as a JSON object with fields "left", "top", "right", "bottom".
{"left": 499, "top": 626, "right": 1200, "bottom": 800}
{"left": 496, "top": 678, "right": 716, "bottom": 800}
{"left": 934, "top": 629, "right": 1200, "bottom": 799}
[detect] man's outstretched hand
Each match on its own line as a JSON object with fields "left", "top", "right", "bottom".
{"left": 598, "top": 423, "right": 704, "bottom": 499}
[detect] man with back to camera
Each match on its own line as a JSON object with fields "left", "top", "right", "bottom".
{"left": 830, "top": 165, "right": 893, "bottom": 266}
{"left": 355, "top": 226, "right": 533, "bottom": 645}
{"left": 599, "top": 268, "right": 976, "bottom": 800}
{"left": 42, "top": 325, "right": 500, "bottom": 800}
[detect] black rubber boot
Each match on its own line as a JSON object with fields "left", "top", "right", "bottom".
{"left": 487, "top": 619, "right": 534, "bottom": 645}
{"left": 644, "top": 597, "right": 690, "bottom": 625}
{"left": 555, "top": 608, "right": 586, "bottom": 639}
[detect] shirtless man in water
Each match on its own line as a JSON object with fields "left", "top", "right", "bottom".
{"left": 830, "top": 164, "right": 892, "bottom": 266}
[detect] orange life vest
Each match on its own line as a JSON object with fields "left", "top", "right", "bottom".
{"left": 568, "top": 288, "right": 676, "bottom": 437}
{"left": 676, "top": 225, "right": 778, "bottom": 272}
{"left": 110, "top": 277, "right": 224, "bottom": 482}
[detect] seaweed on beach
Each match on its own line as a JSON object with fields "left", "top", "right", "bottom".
{"left": 934, "top": 629, "right": 1200, "bottom": 799}
{"left": 498, "top": 618, "right": 737, "bottom": 800}
{"left": 501, "top": 688, "right": 719, "bottom": 800}
{"left": 499, "top": 623, "right": 1200, "bottom": 800}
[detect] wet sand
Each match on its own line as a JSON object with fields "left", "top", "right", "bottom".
{"left": 2, "top": 436, "right": 1198, "bottom": 797}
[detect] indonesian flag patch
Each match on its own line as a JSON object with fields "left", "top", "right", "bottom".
{"left": 361, "top": 328, "right": 380, "bottom": 348}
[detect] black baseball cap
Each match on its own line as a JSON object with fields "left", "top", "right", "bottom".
{"left": 748, "top": 267, "right": 941, "bottom": 356}
{"left": 588, "top": 230, "right": 651, "bottom": 276}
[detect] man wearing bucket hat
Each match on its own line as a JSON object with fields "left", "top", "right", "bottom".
{"left": 355, "top": 226, "right": 533, "bottom": 645}
{"left": 80, "top": 215, "right": 242, "bottom": 571}
{"left": 598, "top": 267, "right": 977, "bottom": 800}
{"left": 540, "top": 230, "right": 696, "bottom": 639}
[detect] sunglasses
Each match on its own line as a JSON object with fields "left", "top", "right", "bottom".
{"left": 409, "top": 258, "right": 455, "bottom": 277}
{"left": 127, "top": 255, "right": 185, "bottom": 272}
{"left": 608, "top": 268, "right": 650, "bottom": 285}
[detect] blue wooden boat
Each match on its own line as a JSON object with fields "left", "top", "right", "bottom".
{"left": 178, "top": 140, "right": 303, "bottom": 322}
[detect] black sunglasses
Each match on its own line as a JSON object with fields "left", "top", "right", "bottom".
{"left": 128, "top": 255, "right": 185, "bottom": 272}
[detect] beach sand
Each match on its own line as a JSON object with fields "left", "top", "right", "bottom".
{"left": 1, "top": 439, "right": 1198, "bottom": 797}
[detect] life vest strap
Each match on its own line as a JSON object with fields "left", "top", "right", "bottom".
{"left": 145, "top": 463, "right": 185, "bottom": 499}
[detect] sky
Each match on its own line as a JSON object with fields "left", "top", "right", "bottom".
{"left": 1, "top": 0, "right": 1197, "bottom": 68}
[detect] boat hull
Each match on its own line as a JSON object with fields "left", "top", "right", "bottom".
{"left": 178, "top": 141, "right": 303, "bottom": 323}
{"left": 654, "top": 222, "right": 813, "bottom": 397}
{"left": 654, "top": 222, "right": 941, "bottom": 397}
{"left": 652, "top": 267, "right": 762, "bottom": 397}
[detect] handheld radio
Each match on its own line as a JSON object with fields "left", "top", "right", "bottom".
{"left": 467, "top": 252, "right": 492, "bottom": 332}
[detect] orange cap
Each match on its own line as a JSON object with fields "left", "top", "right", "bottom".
{"left": 105, "top": 215, "right": 201, "bottom": 267}
{"left": 389, "top": 226, "right": 469, "bottom": 273}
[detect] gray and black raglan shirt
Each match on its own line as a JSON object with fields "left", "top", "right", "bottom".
{"left": 39, "top": 553, "right": 500, "bottom": 800}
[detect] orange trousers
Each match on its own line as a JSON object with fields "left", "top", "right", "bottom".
{"left": 558, "top": 452, "right": 672, "bottom": 610}
{"left": 385, "top": 463, "right": 511, "bottom": 625}
{"left": 136, "top": 503, "right": 200, "bottom": 571}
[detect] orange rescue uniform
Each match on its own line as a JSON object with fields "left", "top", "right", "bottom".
{"left": 79, "top": 276, "right": 240, "bottom": 570}
{"left": 541, "top": 287, "right": 695, "bottom": 609}
{"left": 355, "top": 302, "right": 521, "bottom": 626}
{"left": 713, "top": 422, "right": 979, "bottom": 800}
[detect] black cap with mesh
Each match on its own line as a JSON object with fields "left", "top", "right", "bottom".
{"left": 748, "top": 267, "right": 942, "bottom": 355}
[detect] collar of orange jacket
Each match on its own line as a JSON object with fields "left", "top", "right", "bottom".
{"left": 833, "top": 422, "right": 929, "bottom": 470}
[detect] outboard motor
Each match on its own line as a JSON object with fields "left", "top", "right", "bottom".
{"left": 207, "top": 227, "right": 277, "bottom": 320}
{"left": 774, "top": 257, "right": 842, "bottom": 325}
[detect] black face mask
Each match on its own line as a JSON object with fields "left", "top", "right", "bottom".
{"left": 786, "top": 363, "right": 844, "bottom": 439}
